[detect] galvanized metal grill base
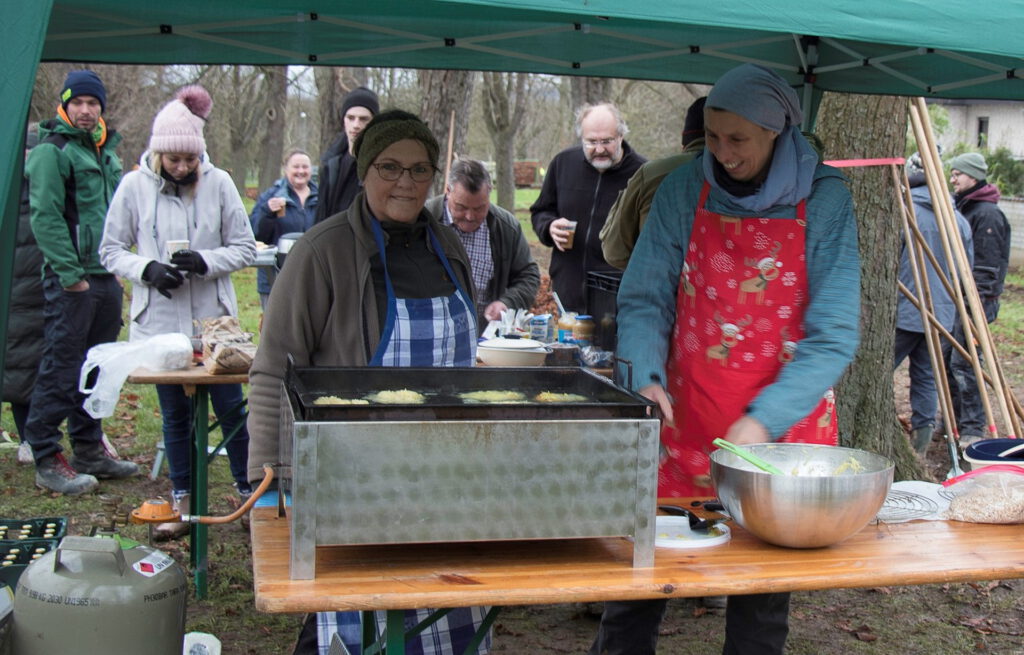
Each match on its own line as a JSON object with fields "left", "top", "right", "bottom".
{"left": 286, "top": 412, "right": 659, "bottom": 579}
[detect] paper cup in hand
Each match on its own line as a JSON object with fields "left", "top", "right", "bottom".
{"left": 564, "top": 221, "right": 577, "bottom": 250}
{"left": 165, "top": 239, "right": 190, "bottom": 262}
{"left": 275, "top": 204, "right": 286, "bottom": 217}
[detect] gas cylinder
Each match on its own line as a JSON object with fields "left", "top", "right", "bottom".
{"left": 12, "top": 535, "right": 187, "bottom": 655}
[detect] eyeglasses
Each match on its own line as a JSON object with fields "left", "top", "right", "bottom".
{"left": 582, "top": 137, "right": 620, "bottom": 149}
{"left": 950, "top": 171, "right": 967, "bottom": 179}
{"left": 371, "top": 162, "right": 436, "bottom": 182}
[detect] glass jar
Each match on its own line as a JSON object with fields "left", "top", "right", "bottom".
{"left": 573, "top": 314, "right": 595, "bottom": 347}
{"left": 557, "top": 312, "right": 576, "bottom": 343}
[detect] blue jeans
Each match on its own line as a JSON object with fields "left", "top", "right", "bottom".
{"left": 943, "top": 297, "right": 999, "bottom": 436}
{"left": 23, "top": 273, "right": 123, "bottom": 461}
{"left": 155, "top": 382, "right": 251, "bottom": 494}
{"left": 893, "top": 328, "right": 938, "bottom": 431}
{"left": 588, "top": 593, "right": 790, "bottom": 655}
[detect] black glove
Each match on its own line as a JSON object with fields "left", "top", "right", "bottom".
{"left": 141, "top": 261, "right": 185, "bottom": 299}
{"left": 171, "top": 249, "right": 208, "bottom": 275}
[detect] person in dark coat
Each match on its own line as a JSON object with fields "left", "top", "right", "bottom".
{"left": 944, "top": 151, "right": 1012, "bottom": 445}
{"left": 530, "top": 102, "right": 645, "bottom": 313}
{"left": 3, "top": 125, "right": 44, "bottom": 459}
{"left": 425, "top": 158, "right": 540, "bottom": 333}
{"left": 313, "top": 86, "right": 379, "bottom": 223}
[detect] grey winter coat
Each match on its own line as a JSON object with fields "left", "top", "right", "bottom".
{"left": 99, "top": 153, "right": 256, "bottom": 341}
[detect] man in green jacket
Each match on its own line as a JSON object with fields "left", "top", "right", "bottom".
{"left": 427, "top": 158, "right": 540, "bottom": 333}
{"left": 23, "top": 70, "right": 138, "bottom": 495}
{"left": 601, "top": 97, "right": 707, "bottom": 269}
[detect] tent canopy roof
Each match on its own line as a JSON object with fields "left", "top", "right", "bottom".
{"left": 43, "top": 0, "right": 1024, "bottom": 101}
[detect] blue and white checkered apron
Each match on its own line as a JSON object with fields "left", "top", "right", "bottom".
{"left": 316, "top": 218, "right": 486, "bottom": 654}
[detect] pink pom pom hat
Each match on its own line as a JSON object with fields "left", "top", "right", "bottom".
{"left": 148, "top": 85, "right": 213, "bottom": 155}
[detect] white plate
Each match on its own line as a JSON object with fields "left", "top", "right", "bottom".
{"left": 478, "top": 337, "right": 547, "bottom": 350}
{"left": 654, "top": 516, "right": 731, "bottom": 549}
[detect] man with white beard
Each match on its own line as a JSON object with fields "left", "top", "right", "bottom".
{"left": 531, "top": 102, "right": 645, "bottom": 313}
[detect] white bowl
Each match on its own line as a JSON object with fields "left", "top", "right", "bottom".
{"left": 477, "top": 339, "right": 549, "bottom": 366}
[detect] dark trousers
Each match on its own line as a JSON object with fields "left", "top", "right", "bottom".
{"left": 588, "top": 593, "right": 790, "bottom": 655}
{"left": 943, "top": 297, "right": 999, "bottom": 436}
{"left": 155, "top": 382, "right": 251, "bottom": 494}
{"left": 9, "top": 402, "right": 30, "bottom": 440}
{"left": 893, "top": 328, "right": 938, "bottom": 430}
{"left": 23, "top": 273, "right": 122, "bottom": 462}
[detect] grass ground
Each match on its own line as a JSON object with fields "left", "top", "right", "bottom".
{"left": 3, "top": 210, "right": 1023, "bottom": 653}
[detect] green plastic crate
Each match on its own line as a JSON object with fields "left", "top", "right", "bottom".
{"left": 0, "top": 517, "right": 67, "bottom": 541}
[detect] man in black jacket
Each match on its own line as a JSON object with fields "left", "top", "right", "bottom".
{"left": 531, "top": 103, "right": 645, "bottom": 313}
{"left": 944, "top": 152, "right": 1011, "bottom": 445}
{"left": 313, "top": 86, "right": 379, "bottom": 223}
{"left": 427, "top": 158, "right": 540, "bottom": 333}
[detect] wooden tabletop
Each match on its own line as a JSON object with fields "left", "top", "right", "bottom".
{"left": 127, "top": 364, "right": 248, "bottom": 387}
{"left": 250, "top": 504, "right": 1024, "bottom": 613}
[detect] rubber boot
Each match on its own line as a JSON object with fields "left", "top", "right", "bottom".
{"left": 912, "top": 426, "right": 933, "bottom": 455}
{"left": 70, "top": 440, "right": 139, "bottom": 479}
{"left": 35, "top": 453, "right": 99, "bottom": 495}
{"left": 154, "top": 493, "right": 191, "bottom": 541}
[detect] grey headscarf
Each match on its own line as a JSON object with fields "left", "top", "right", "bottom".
{"left": 702, "top": 64, "right": 818, "bottom": 213}
{"left": 706, "top": 63, "right": 802, "bottom": 133}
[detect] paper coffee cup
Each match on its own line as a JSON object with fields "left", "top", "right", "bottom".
{"left": 275, "top": 206, "right": 286, "bottom": 217}
{"left": 165, "top": 239, "right": 190, "bottom": 261}
{"left": 564, "top": 221, "right": 578, "bottom": 250}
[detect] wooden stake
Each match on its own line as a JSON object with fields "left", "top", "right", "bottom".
{"left": 443, "top": 110, "right": 456, "bottom": 190}
{"left": 909, "top": 98, "right": 1014, "bottom": 438}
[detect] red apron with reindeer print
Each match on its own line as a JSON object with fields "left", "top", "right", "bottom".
{"left": 659, "top": 182, "right": 837, "bottom": 498}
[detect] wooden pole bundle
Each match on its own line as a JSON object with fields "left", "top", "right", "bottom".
{"left": 907, "top": 98, "right": 1020, "bottom": 440}
{"left": 891, "top": 164, "right": 959, "bottom": 467}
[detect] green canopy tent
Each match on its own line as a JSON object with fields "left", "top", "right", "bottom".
{"left": 3, "top": 0, "right": 1023, "bottom": 374}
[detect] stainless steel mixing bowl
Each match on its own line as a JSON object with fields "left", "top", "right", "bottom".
{"left": 710, "top": 443, "right": 894, "bottom": 548}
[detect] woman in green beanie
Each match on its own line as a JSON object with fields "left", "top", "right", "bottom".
{"left": 246, "top": 109, "right": 489, "bottom": 654}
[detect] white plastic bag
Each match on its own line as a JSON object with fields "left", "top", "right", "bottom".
{"left": 79, "top": 333, "right": 193, "bottom": 419}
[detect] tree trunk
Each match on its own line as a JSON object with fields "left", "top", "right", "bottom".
{"left": 814, "top": 93, "right": 926, "bottom": 481}
{"left": 481, "top": 72, "right": 529, "bottom": 213}
{"left": 570, "top": 77, "right": 612, "bottom": 111}
{"left": 419, "top": 70, "right": 476, "bottom": 195}
{"left": 225, "top": 67, "right": 250, "bottom": 194}
{"left": 257, "top": 66, "right": 288, "bottom": 192}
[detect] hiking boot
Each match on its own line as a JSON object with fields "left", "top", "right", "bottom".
{"left": 154, "top": 492, "right": 190, "bottom": 541}
{"left": 36, "top": 453, "right": 99, "bottom": 495}
{"left": 237, "top": 484, "right": 254, "bottom": 531}
{"left": 912, "top": 426, "right": 934, "bottom": 455}
{"left": 71, "top": 441, "right": 139, "bottom": 479}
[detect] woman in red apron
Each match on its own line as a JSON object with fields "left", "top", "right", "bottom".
{"left": 589, "top": 64, "right": 861, "bottom": 655}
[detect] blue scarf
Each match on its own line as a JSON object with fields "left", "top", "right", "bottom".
{"left": 702, "top": 126, "right": 818, "bottom": 213}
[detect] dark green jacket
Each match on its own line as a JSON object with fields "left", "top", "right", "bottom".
{"left": 25, "top": 117, "right": 123, "bottom": 287}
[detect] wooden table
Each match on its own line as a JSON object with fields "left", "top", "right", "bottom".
{"left": 128, "top": 364, "right": 248, "bottom": 599}
{"left": 250, "top": 502, "right": 1024, "bottom": 651}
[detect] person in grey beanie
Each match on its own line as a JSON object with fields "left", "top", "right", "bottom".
{"left": 944, "top": 151, "right": 1011, "bottom": 446}
{"left": 314, "top": 86, "right": 380, "bottom": 223}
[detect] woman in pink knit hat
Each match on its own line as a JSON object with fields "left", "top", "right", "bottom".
{"left": 99, "top": 85, "right": 258, "bottom": 539}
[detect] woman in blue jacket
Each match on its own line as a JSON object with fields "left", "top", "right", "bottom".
{"left": 249, "top": 150, "right": 318, "bottom": 308}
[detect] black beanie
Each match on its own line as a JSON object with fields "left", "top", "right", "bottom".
{"left": 341, "top": 86, "right": 380, "bottom": 118}
{"left": 682, "top": 96, "right": 707, "bottom": 147}
{"left": 61, "top": 70, "right": 107, "bottom": 113}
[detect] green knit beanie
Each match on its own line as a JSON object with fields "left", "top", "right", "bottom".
{"left": 354, "top": 109, "right": 440, "bottom": 181}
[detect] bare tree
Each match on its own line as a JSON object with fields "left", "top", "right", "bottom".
{"left": 815, "top": 92, "right": 925, "bottom": 481}
{"left": 418, "top": 70, "right": 476, "bottom": 195}
{"left": 256, "top": 66, "right": 288, "bottom": 191}
{"left": 480, "top": 72, "right": 529, "bottom": 212}
{"left": 570, "top": 76, "right": 612, "bottom": 111}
